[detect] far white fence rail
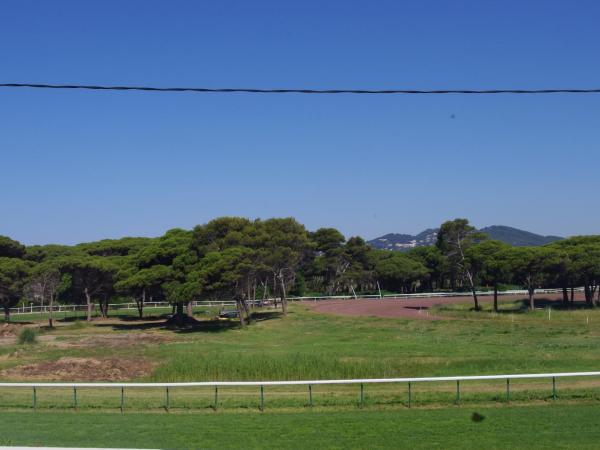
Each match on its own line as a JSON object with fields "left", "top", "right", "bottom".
{"left": 2, "top": 371, "right": 599, "bottom": 411}
{"left": 291, "top": 288, "right": 584, "bottom": 301}
{"left": 10, "top": 288, "right": 582, "bottom": 316}
{"left": 9, "top": 300, "right": 249, "bottom": 315}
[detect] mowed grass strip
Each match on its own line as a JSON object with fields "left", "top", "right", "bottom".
{"left": 1, "top": 404, "right": 600, "bottom": 449}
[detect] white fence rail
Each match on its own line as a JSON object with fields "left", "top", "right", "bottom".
{"left": 9, "top": 300, "right": 241, "bottom": 315}
{"left": 2, "top": 371, "right": 598, "bottom": 410}
{"left": 1, "top": 371, "right": 599, "bottom": 388}
{"left": 10, "top": 288, "right": 582, "bottom": 316}
{"left": 290, "top": 288, "right": 583, "bottom": 301}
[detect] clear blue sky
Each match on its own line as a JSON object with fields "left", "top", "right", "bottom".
{"left": 1, "top": 0, "right": 599, "bottom": 245}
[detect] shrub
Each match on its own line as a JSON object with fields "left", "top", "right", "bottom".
{"left": 18, "top": 328, "right": 37, "bottom": 345}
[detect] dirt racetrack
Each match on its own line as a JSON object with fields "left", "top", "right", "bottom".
{"left": 305, "top": 293, "right": 586, "bottom": 320}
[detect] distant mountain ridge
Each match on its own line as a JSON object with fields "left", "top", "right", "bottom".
{"left": 479, "top": 226, "right": 562, "bottom": 247}
{"left": 368, "top": 225, "right": 562, "bottom": 251}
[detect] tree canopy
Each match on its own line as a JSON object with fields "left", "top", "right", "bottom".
{"left": 1, "top": 217, "right": 599, "bottom": 324}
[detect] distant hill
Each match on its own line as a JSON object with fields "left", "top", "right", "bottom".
{"left": 368, "top": 225, "right": 562, "bottom": 251}
{"left": 479, "top": 226, "right": 562, "bottom": 247}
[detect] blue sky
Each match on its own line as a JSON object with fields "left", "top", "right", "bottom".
{"left": 1, "top": 0, "right": 599, "bottom": 245}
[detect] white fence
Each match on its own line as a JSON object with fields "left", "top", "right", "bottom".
{"left": 2, "top": 371, "right": 599, "bottom": 411}
{"left": 2, "top": 370, "right": 598, "bottom": 388}
{"left": 290, "top": 288, "right": 583, "bottom": 301}
{"left": 10, "top": 288, "right": 582, "bottom": 316}
{"left": 9, "top": 300, "right": 241, "bottom": 315}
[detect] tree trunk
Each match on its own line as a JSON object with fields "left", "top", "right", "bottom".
{"left": 584, "top": 285, "right": 592, "bottom": 304}
{"left": 235, "top": 298, "right": 246, "bottom": 327}
{"left": 471, "top": 285, "right": 479, "bottom": 310}
{"left": 280, "top": 275, "right": 288, "bottom": 315}
{"left": 100, "top": 295, "right": 109, "bottom": 319}
{"left": 590, "top": 284, "right": 598, "bottom": 307}
{"left": 84, "top": 287, "right": 92, "bottom": 321}
{"left": 187, "top": 301, "right": 193, "bottom": 318}
{"left": 272, "top": 274, "right": 278, "bottom": 309}
{"left": 241, "top": 298, "right": 251, "bottom": 323}
{"left": 466, "top": 271, "right": 479, "bottom": 310}
{"left": 493, "top": 283, "right": 499, "bottom": 312}
{"left": 570, "top": 285, "right": 575, "bottom": 304}
{"left": 247, "top": 277, "right": 251, "bottom": 307}
{"left": 262, "top": 280, "right": 268, "bottom": 304}
{"left": 3, "top": 305, "right": 10, "bottom": 322}
{"left": 529, "top": 287, "right": 535, "bottom": 310}
{"left": 168, "top": 302, "right": 188, "bottom": 327}
{"left": 48, "top": 293, "right": 54, "bottom": 328}
{"left": 562, "top": 286, "right": 569, "bottom": 305}
{"left": 136, "top": 289, "right": 145, "bottom": 319}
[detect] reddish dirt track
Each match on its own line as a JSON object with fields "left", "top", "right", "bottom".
{"left": 305, "top": 293, "right": 587, "bottom": 320}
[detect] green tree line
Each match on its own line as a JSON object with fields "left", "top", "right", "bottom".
{"left": 0, "top": 218, "right": 599, "bottom": 326}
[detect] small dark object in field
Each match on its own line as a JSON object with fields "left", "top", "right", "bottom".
{"left": 471, "top": 412, "right": 485, "bottom": 422}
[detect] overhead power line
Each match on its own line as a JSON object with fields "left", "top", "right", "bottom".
{"left": 1, "top": 83, "right": 600, "bottom": 95}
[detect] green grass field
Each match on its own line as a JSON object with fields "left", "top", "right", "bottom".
{"left": 3, "top": 301, "right": 600, "bottom": 387}
{"left": 1, "top": 403, "right": 600, "bottom": 449}
{"left": 2, "top": 300, "right": 600, "bottom": 447}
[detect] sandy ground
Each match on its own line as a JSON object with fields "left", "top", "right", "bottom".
{"left": 305, "top": 293, "right": 587, "bottom": 320}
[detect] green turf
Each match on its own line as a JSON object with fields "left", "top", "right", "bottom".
{"left": 1, "top": 403, "right": 600, "bottom": 449}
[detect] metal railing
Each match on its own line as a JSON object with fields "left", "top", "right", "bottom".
{"left": 3, "top": 371, "right": 599, "bottom": 411}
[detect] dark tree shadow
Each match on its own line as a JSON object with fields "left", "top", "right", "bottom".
{"left": 91, "top": 309, "right": 283, "bottom": 334}
{"left": 117, "top": 314, "right": 169, "bottom": 322}
{"left": 5, "top": 320, "right": 36, "bottom": 325}
{"left": 527, "top": 297, "right": 595, "bottom": 311}
{"left": 94, "top": 321, "right": 167, "bottom": 331}
{"left": 251, "top": 311, "right": 283, "bottom": 322}
{"left": 404, "top": 306, "right": 432, "bottom": 311}
{"left": 486, "top": 297, "right": 594, "bottom": 314}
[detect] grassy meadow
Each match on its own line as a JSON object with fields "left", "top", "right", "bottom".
{"left": 1, "top": 299, "right": 600, "bottom": 412}
{"left": 2, "top": 299, "right": 600, "bottom": 448}
{"left": 2, "top": 404, "right": 600, "bottom": 449}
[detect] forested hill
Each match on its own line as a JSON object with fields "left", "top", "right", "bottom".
{"left": 480, "top": 226, "right": 562, "bottom": 247}
{"left": 368, "top": 225, "right": 562, "bottom": 251}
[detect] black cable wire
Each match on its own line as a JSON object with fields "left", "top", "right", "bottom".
{"left": 1, "top": 83, "right": 600, "bottom": 95}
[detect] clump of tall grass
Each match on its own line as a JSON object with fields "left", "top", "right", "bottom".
{"left": 151, "top": 352, "right": 400, "bottom": 382}
{"left": 67, "top": 320, "right": 87, "bottom": 330}
{"left": 18, "top": 328, "right": 38, "bottom": 345}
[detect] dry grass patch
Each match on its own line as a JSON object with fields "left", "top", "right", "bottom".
{"left": 55, "top": 332, "right": 172, "bottom": 349}
{"left": 1, "top": 356, "right": 156, "bottom": 381}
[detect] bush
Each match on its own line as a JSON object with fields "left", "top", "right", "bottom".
{"left": 18, "top": 328, "right": 37, "bottom": 345}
